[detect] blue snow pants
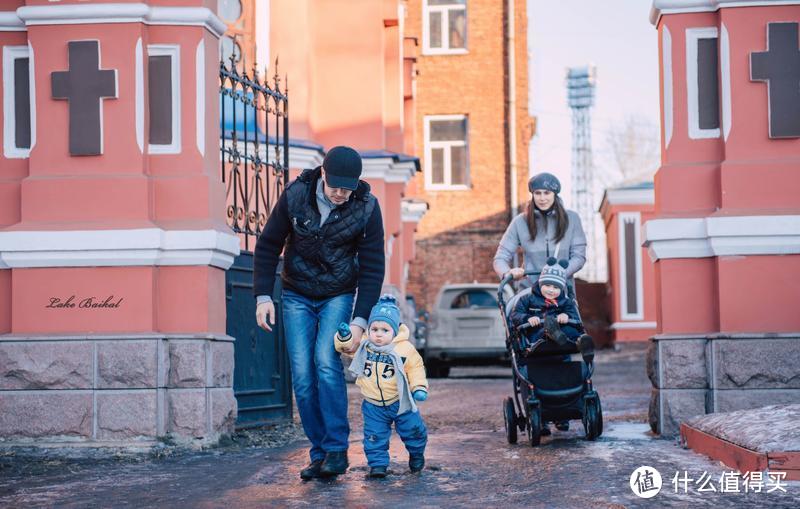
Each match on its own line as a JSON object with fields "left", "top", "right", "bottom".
{"left": 362, "top": 400, "right": 427, "bottom": 468}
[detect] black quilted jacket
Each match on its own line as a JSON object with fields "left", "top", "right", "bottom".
{"left": 253, "top": 167, "right": 385, "bottom": 321}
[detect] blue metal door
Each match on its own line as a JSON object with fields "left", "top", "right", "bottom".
{"left": 226, "top": 252, "right": 292, "bottom": 426}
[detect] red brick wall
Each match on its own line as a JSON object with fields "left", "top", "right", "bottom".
{"left": 404, "top": 0, "right": 533, "bottom": 311}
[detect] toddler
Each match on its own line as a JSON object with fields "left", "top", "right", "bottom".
{"left": 335, "top": 295, "right": 429, "bottom": 478}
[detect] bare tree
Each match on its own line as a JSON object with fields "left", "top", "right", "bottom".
{"left": 604, "top": 114, "right": 660, "bottom": 185}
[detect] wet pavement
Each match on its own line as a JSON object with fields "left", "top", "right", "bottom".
{"left": 2, "top": 343, "right": 799, "bottom": 508}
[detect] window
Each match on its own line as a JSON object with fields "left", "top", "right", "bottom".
{"left": 3, "top": 45, "right": 33, "bottom": 158}
{"left": 148, "top": 45, "right": 181, "bottom": 154}
{"left": 686, "top": 27, "right": 720, "bottom": 139}
{"left": 618, "top": 212, "right": 644, "bottom": 321}
{"left": 423, "top": 0, "right": 467, "bottom": 55}
{"left": 446, "top": 290, "right": 497, "bottom": 309}
{"left": 424, "top": 115, "right": 468, "bottom": 189}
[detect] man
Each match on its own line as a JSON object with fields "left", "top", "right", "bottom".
{"left": 254, "top": 146, "right": 385, "bottom": 480}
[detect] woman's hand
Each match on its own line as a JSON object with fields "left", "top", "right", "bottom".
{"left": 528, "top": 316, "right": 541, "bottom": 327}
{"left": 507, "top": 268, "right": 525, "bottom": 281}
{"left": 557, "top": 313, "right": 569, "bottom": 324}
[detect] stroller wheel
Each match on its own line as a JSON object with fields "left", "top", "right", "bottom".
{"left": 503, "top": 397, "right": 518, "bottom": 444}
{"left": 527, "top": 405, "right": 542, "bottom": 447}
{"left": 583, "top": 395, "right": 602, "bottom": 441}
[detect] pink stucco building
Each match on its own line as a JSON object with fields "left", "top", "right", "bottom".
{"left": 645, "top": 0, "right": 800, "bottom": 436}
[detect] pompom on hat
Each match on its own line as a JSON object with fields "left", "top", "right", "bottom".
{"left": 539, "top": 257, "right": 569, "bottom": 292}
{"left": 368, "top": 294, "right": 401, "bottom": 335}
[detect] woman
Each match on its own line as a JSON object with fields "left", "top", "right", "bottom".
{"left": 493, "top": 172, "right": 587, "bottom": 292}
{"left": 494, "top": 172, "right": 587, "bottom": 436}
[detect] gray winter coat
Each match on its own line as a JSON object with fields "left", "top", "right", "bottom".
{"left": 493, "top": 208, "right": 587, "bottom": 283}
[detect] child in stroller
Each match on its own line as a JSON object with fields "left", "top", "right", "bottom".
{"left": 498, "top": 257, "right": 602, "bottom": 446}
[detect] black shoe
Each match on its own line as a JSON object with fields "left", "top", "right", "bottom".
{"left": 544, "top": 315, "right": 569, "bottom": 346}
{"left": 368, "top": 466, "right": 388, "bottom": 478}
{"left": 319, "top": 451, "right": 348, "bottom": 477}
{"left": 299, "top": 459, "right": 324, "bottom": 480}
{"left": 555, "top": 420, "right": 570, "bottom": 431}
{"left": 409, "top": 454, "right": 425, "bottom": 473}
{"left": 540, "top": 422, "right": 551, "bottom": 436}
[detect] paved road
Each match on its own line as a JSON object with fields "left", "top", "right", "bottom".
{"left": 2, "top": 343, "right": 799, "bottom": 508}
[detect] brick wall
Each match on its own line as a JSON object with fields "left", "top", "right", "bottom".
{"left": 404, "top": 0, "right": 534, "bottom": 311}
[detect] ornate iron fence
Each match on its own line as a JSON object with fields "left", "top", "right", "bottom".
{"left": 220, "top": 55, "right": 289, "bottom": 252}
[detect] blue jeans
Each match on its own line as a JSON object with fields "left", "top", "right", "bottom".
{"left": 282, "top": 288, "right": 354, "bottom": 462}
{"left": 362, "top": 400, "right": 427, "bottom": 468}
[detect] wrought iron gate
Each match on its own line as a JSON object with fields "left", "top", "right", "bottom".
{"left": 220, "top": 56, "right": 292, "bottom": 426}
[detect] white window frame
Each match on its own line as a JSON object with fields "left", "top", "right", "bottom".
{"left": 685, "top": 27, "right": 720, "bottom": 140}
{"left": 424, "top": 114, "right": 469, "bottom": 191}
{"left": 618, "top": 212, "right": 644, "bottom": 321}
{"left": 147, "top": 44, "right": 181, "bottom": 154}
{"left": 422, "top": 0, "right": 468, "bottom": 56}
{"left": 3, "top": 45, "right": 34, "bottom": 159}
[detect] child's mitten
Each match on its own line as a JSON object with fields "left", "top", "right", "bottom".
{"left": 336, "top": 322, "right": 352, "bottom": 342}
{"left": 412, "top": 389, "right": 428, "bottom": 402}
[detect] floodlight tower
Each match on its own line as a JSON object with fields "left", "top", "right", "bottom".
{"left": 566, "top": 66, "right": 598, "bottom": 281}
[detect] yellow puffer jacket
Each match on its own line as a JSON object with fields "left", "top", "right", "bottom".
{"left": 335, "top": 324, "right": 428, "bottom": 407}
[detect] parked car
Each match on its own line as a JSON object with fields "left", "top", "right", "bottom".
{"left": 424, "top": 283, "right": 515, "bottom": 377}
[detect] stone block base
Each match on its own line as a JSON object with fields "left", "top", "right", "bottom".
{"left": 648, "top": 335, "right": 800, "bottom": 437}
{"left": 0, "top": 334, "right": 236, "bottom": 446}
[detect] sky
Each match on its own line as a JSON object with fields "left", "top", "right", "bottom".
{"left": 526, "top": 0, "right": 660, "bottom": 281}
{"left": 527, "top": 0, "right": 661, "bottom": 207}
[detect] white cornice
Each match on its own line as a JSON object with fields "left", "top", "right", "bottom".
{"left": 0, "top": 229, "right": 240, "bottom": 270}
{"left": 14, "top": 4, "right": 226, "bottom": 37}
{"left": 288, "top": 145, "right": 324, "bottom": 170}
{"left": 643, "top": 214, "right": 800, "bottom": 260}
{"left": 603, "top": 188, "right": 655, "bottom": 207}
{"left": 401, "top": 200, "right": 428, "bottom": 223}
{"left": 651, "top": 1, "right": 800, "bottom": 25}
{"left": 362, "top": 157, "right": 418, "bottom": 184}
{"left": 0, "top": 12, "right": 24, "bottom": 31}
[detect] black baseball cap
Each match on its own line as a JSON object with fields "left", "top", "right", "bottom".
{"left": 323, "top": 146, "right": 362, "bottom": 191}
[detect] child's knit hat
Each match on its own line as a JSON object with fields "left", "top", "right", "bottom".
{"left": 539, "top": 257, "right": 569, "bottom": 291}
{"left": 368, "top": 294, "right": 401, "bottom": 335}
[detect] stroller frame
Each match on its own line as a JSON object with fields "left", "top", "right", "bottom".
{"left": 497, "top": 270, "right": 603, "bottom": 446}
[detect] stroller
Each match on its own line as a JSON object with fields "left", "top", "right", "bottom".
{"left": 497, "top": 270, "right": 603, "bottom": 446}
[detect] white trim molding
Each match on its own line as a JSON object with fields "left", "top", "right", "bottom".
{"left": 16, "top": 4, "right": 226, "bottom": 37}
{"left": 644, "top": 214, "right": 800, "bottom": 260}
{"left": 195, "top": 39, "right": 205, "bottom": 157}
{"left": 720, "top": 22, "right": 732, "bottom": 141}
{"left": 686, "top": 27, "right": 720, "bottom": 140}
{"left": 0, "top": 11, "right": 24, "bottom": 31}
{"left": 147, "top": 44, "right": 181, "bottom": 155}
{"left": 651, "top": 1, "right": 800, "bottom": 25}
{"left": 2, "top": 45, "right": 32, "bottom": 159}
{"left": 135, "top": 38, "right": 144, "bottom": 154}
{"left": 401, "top": 200, "right": 429, "bottom": 223}
{"left": 288, "top": 145, "right": 324, "bottom": 170}
{"left": 602, "top": 187, "right": 655, "bottom": 207}
{"left": 0, "top": 229, "right": 240, "bottom": 270}
{"left": 362, "top": 157, "right": 418, "bottom": 184}
{"left": 618, "top": 212, "right": 645, "bottom": 321}
{"left": 610, "top": 321, "right": 658, "bottom": 330}
{"left": 662, "top": 26, "right": 674, "bottom": 149}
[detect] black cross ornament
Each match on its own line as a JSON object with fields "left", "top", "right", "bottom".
{"left": 51, "top": 41, "right": 118, "bottom": 155}
{"left": 750, "top": 22, "right": 800, "bottom": 138}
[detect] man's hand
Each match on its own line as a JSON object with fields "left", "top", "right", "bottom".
{"left": 344, "top": 324, "right": 364, "bottom": 353}
{"left": 557, "top": 313, "right": 569, "bottom": 324}
{"left": 528, "top": 316, "right": 541, "bottom": 327}
{"left": 508, "top": 267, "right": 525, "bottom": 281}
{"left": 256, "top": 301, "right": 275, "bottom": 331}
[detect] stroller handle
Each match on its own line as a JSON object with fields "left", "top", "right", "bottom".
{"left": 497, "top": 269, "right": 541, "bottom": 308}
{"left": 516, "top": 319, "right": 581, "bottom": 332}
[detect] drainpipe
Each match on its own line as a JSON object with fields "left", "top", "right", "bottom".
{"left": 506, "top": 0, "right": 518, "bottom": 217}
